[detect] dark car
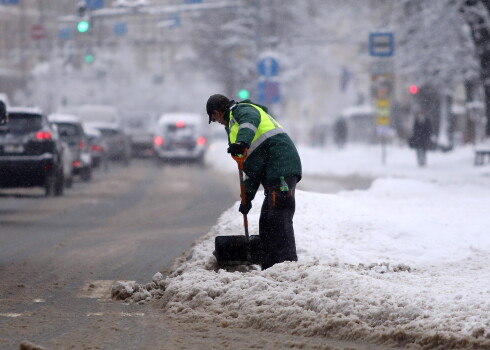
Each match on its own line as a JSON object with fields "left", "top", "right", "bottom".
{"left": 0, "top": 107, "right": 65, "bottom": 196}
{"left": 48, "top": 114, "right": 92, "bottom": 181}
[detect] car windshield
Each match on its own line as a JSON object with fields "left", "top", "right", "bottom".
{"left": 98, "top": 128, "right": 119, "bottom": 137}
{"left": 56, "top": 123, "right": 80, "bottom": 140}
{"left": 166, "top": 124, "right": 195, "bottom": 140}
{"left": 0, "top": 113, "right": 42, "bottom": 134}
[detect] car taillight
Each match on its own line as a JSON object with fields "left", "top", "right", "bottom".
{"left": 154, "top": 136, "right": 163, "bottom": 146}
{"left": 73, "top": 160, "right": 80, "bottom": 168}
{"left": 196, "top": 137, "right": 206, "bottom": 146}
{"left": 90, "top": 145, "right": 103, "bottom": 152}
{"left": 36, "top": 131, "right": 52, "bottom": 140}
{"left": 79, "top": 141, "right": 86, "bottom": 150}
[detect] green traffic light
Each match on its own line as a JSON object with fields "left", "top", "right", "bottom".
{"left": 78, "top": 20, "right": 90, "bottom": 33}
{"left": 85, "top": 54, "right": 94, "bottom": 64}
{"left": 237, "top": 89, "right": 250, "bottom": 100}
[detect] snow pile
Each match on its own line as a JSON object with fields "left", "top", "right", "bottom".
{"left": 113, "top": 177, "right": 490, "bottom": 349}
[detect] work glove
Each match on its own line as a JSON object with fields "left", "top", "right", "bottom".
{"left": 227, "top": 142, "right": 248, "bottom": 157}
{"left": 239, "top": 201, "right": 252, "bottom": 215}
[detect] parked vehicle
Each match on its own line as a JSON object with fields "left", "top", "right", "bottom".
{"left": 153, "top": 113, "right": 208, "bottom": 165}
{"left": 83, "top": 126, "right": 108, "bottom": 170}
{"left": 48, "top": 114, "right": 92, "bottom": 182}
{"left": 0, "top": 107, "right": 64, "bottom": 196}
{"left": 84, "top": 121, "right": 131, "bottom": 164}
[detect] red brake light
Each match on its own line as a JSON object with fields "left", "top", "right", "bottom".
{"left": 176, "top": 121, "right": 185, "bottom": 128}
{"left": 90, "top": 145, "right": 103, "bottom": 152}
{"left": 196, "top": 137, "right": 206, "bottom": 146}
{"left": 73, "top": 160, "right": 80, "bottom": 168}
{"left": 154, "top": 136, "right": 163, "bottom": 146}
{"left": 79, "top": 141, "right": 86, "bottom": 150}
{"left": 36, "top": 131, "right": 52, "bottom": 140}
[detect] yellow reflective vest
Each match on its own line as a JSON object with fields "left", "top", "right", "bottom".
{"left": 228, "top": 103, "right": 285, "bottom": 156}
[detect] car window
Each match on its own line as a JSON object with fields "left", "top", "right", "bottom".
{"left": 166, "top": 124, "right": 195, "bottom": 139}
{"left": 98, "top": 128, "right": 118, "bottom": 137}
{"left": 55, "top": 123, "right": 81, "bottom": 140}
{"left": 0, "top": 113, "right": 43, "bottom": 134}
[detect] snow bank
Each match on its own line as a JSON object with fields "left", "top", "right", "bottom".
{"left": 114, "top": 177, "right": 490, "bottom": 349}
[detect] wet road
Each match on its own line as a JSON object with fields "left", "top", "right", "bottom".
{"left": 0, "top": 159, "right": 389, "bottom": 350}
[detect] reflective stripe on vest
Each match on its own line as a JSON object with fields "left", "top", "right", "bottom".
{"left": 229, "top": 103, "right": 284, "bottom": 156}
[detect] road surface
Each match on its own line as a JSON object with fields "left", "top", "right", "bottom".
{"left": 0, "top": 159, "right": 396, "bottom": 350}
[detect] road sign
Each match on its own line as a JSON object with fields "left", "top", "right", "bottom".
{"left": 31, "top": 24, "right": 45, "bottom": 40}
{"left": 59, "top": 28, "right": 73, "bottom": 40}
{"left": 85, "top": 0, "right": 104, "bottom": 10}
{"left": 369, "top": 32, "right": 394, "bottom": 57}
{"left": 1, "top": 0, "right": 20, "bottom": 5}
{"left": 114, "top": 22, "right": 127, "bottom": 36}
{"left": 258, "top": 80, "right": 280, "bottom": 104}
{"left": 257, "top": 57, "right": 279, "bottom": 77}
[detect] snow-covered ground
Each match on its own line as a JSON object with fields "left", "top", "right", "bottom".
{"left": 113, "top": 141, "right": 490, "bottom": 349}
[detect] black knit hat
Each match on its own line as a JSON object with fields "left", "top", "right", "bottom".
{"left": 206, "top": 94, "right": 230, "bottom": 124}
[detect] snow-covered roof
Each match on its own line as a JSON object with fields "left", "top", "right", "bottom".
{"left": 340, "top": 105, "right": 375, "bottom": 118}
{"left": 157, "top": 113, "right": 203, "bottom": 125}
{"left": 48, "top": 113, "right": 81, "bottom": 124}
{"left": 83, "top": 126, "right": 102, "bottom": 137}
{"left": 8, "top": 106, "right": 43, "bottom": 115}
{"left": 83, "top": 121, "right": 120, "bottom": 130}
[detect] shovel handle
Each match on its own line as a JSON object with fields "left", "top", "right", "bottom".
{"left": 231, "top": 148, "right": 248, "bottom": 171}
{"left": 232, "top": 149, "right": 249, "bottom": 239}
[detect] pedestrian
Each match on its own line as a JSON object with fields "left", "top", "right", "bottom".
{"left": 333, "top": 117, "right": 348, "bottom": 149}
{"left": 206, "top": 94, "right": 302, "bottom": 270}
{"left": 410, "top": 111, "right": 433, "bottom": 167}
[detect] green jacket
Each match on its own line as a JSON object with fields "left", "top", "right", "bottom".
{"left": 225, "top": 100, "right": 302, "bottom": 201}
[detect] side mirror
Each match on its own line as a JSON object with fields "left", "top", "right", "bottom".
{"left": 0, "top": 101, "right": 6, "bottom": 125}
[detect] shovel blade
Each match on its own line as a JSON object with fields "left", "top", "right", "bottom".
{"left": 215, "top": 235, "right": 262, "bottom": 266}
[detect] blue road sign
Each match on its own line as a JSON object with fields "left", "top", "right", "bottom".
{"left": 59, "top": 28, "right": 73, "bottom": 40}
{"left": 257, "top": 57, "right": 280, "bottom": 77}
{"left": 1, "top": 0, "right": 20, "bottom": 5}
{"left": 258, "top": 80, "right": 280, "bottom": 104}
{"left": 169, "top": 14, "right": 181, "bottom": 29}
{"left": 85, "top": 0, "right": 104, "bottom": 10}
{"left": 369, "top": 32, "right": 394, "bottom": 57}
{"left": 114, "top": 22, "right": 127, "bottom": 36}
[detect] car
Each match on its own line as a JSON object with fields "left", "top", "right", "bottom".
{"left": 153, "top": 113, "right": 208, "bottom": 165}
{"left": 48, "top": 114, "right": 92, "bottom": 182}
{"left": 0, "top": 107, "right": 65, "bottom": 196}
{"left": 122, "top": 111, "right": 155, "bottom": 158}
{"left": 83, "top": 126, "right": 108, "bottom": 170}
{"left": 84, "top": 121, "right": 131, "bottom": 165}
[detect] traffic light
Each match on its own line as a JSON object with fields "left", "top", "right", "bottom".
{"left": 77, "top": 20, "right": 90, "bottom": 33}
{"left": 237, "top": 89, "right": 250, "bottom": 100}
{"left": 409, "top": 85, "right": 418, "bottom": 95}
{"left": 84, "top": 54, "right": 94, "bottom": 64}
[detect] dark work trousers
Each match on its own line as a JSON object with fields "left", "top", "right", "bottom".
{"left": 260, "top": 176, "right": 299, "bottom": 270}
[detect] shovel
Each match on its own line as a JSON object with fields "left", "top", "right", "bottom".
{"left": 214, "top": 150, "right": 262, "bottom": 266}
